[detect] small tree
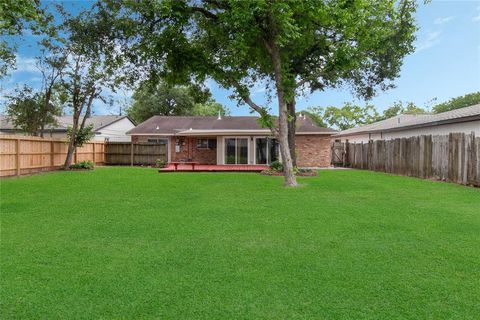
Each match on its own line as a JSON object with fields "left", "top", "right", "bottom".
{"left": 4, "top": 86, "right": 60, "bottom": 136}
{"left": 36, "top": 41, "right": 68, "bottom": 137}
{"left": 51, "top": 8, "right": 120, "bottom": 169}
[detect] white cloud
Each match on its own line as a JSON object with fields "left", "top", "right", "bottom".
{"left": 473, "top": 14, "right": 480, "bottom": 22}
{"left": 416, "top": 31, "right": 441, "bottom": 52}
{"left": 13, "top": 55, "right": 38, "bottom": 73}
{"left": 434, "top": 16, "right": 454, "bottom": 25}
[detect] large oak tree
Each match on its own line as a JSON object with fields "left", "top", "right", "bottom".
{"left": 92, "top": 0, "right": 417, "bottom": 186}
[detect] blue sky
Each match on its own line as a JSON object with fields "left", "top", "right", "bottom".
{"left": 1, "top": 0, "right": 479, "bottom": 116}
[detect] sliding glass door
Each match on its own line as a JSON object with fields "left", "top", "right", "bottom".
{"left": 225, "top": 138, "right": 249, "bottom": 164}
{"left": 255, "top": 138, "right": 279, "bottom": 165}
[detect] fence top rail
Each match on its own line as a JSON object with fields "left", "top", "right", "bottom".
{"left": 0, "top": 135, "right": 105, "bottom": 144}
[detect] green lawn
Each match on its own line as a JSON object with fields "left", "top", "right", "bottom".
{"left": 1, "top": 167, "right": 479, "bottom": 319}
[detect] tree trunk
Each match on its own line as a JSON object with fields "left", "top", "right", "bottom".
{"left": 40, "top": 124, "right": 45, "bottom": 138}
{"left": 287, "top": 100, "right": 296, "bottom": 167}
{"left": 278, "top": 104, "right": 297, "bottom": 186}
{"left": 64, "top": 142, "right": 76, "bottom": 169}
{"left": 266, "top": 38, "right": 297, "bottom": 187}
{"left": 63, "top": 112, "right": 79, "bottom": 169}
{"left": 40, "top": 88, "right": 52, "bottom": 138}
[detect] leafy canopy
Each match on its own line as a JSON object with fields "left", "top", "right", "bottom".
{"left": 93, "top": 0, "right": 417, "bottom": 110}
{"left": 377, "top": 101, "right": 426, "bottom": 121}
{"left": 4, "top": 85, "right": 61, "bottom": 136}
{"left": 308, "top": 103, "right": 379, "bottom": 130}
{"left": 126, "top": 81, "right": 229, "bottom": 123}
{"left": 432, "top": 92, "right": 480, "bottom": 114}
{"left": 0, "top": 0, "right": 52, "bottom": 77}
{"left": 66, "top": 124, "right": 94, "bottom": 147}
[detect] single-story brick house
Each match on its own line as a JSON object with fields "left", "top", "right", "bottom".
{"left": 127, "top": 115, "right": 336, "bottom": 167}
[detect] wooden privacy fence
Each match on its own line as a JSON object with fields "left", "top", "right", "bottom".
{"left": 0, "top": 135, "right": 105, "bottom": 177}
{"left": 333, "top": 132, "right": 480, "bottom": 187}
{"left": 105, "top": 142, "right": 167, "bottom": 165}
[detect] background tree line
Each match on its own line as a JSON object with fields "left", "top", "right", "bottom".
{"left": 303, "top": 91, "right": 480, "bottom": 130}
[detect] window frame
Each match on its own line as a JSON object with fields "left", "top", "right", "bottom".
{"left": 196, "top": 138, "right": 217, "bottom": 150}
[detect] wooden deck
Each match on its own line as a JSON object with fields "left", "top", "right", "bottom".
{"left": 159, "top": 164, "right": 269, "bottom": 172}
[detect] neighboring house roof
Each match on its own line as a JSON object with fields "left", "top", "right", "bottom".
{"left": 127, "top": 115, "right": 336, "bottom": 136}
{"left": 0, "top": 115, "right": 133, "bottom": 132}
{"left": 334, "top": 104, "right": 480, "bottom": 137}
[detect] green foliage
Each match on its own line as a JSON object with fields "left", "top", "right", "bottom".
{"left": 4, "top": 85, "right": 60, "bottom": 135}
{"left": 193, "top": 101, "right": 229, "bottom": 117}
{"left": 126, "top": 81, "right": 228, "bottom": 123}
{"left": 67, "top": 124, "right": 94, "bottom": 147}
{"left": 306, "top": 103, "right": 379, "bottom": 130}
{"left": 0, "top": 0, "right": 52, "bottom": 77}
{"left": 270, "top": 160, "right": 284, "bottom": 172}
{"left": 300, "top": 108, "right": 327, "bottom": 127}
{"left": 432, "top": 92, "right": 480, "bottom": 113}
{"left": 69, "top": 160, "right": 94, "bottom": 170}
{"left": 377, "top": 101, "right": 427, "bottom": 121}
{"left": 155, "top": 159, "right": 166, "bottom": 168}
{"left": 94, "top": 0, "right": 417, "bottom": 114}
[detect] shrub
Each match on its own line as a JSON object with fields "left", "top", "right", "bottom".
{"left": 70, "top": 160, "right": 94, "bottom": 170}
{"left": 155, "top": 159, "right": 166, "bottom": 168}
{"left": 269, "top": 160, "right": 283, "bottom": 172}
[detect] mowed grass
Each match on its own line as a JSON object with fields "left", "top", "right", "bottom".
{"left": 1, "top": 167, "right": 479, "bottom": 319}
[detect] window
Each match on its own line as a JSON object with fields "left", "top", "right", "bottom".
{"left": 147, "top": 139, "right": 167, "bottom": 145}
{"left": 255, "top": 138, "right": 279, "bottom": 164}
{"left": 197, "top": 138, "right": 217, "bottom": 149}
{"left": 225, "top": 138, "right": 248, "bottom": 164}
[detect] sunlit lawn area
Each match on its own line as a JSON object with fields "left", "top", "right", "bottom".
{"left": 1, "top": 167, "right": 479, "bottom": 319}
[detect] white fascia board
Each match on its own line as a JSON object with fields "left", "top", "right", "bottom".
{"left": 127, "top": 133, "right": 174, "bottom": 136}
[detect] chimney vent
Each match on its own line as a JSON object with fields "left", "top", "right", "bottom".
{"left": 217, "top": 111, "right": 222, "bottom": 120}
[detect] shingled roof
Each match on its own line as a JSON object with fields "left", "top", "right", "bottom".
{"left": 0, "top": 115, "right": 132, "bottom": 132}
{"left": 334, "top": 104, "right": 480, "bottom": 137}
{"left": 127, "top": 115, "right": 336, "bottom": 135}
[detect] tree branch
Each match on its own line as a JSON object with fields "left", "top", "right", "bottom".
{"left": 191, "top": 6, "right": 218, "bottom": 21}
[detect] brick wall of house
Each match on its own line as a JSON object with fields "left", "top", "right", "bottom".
{"left": 171, "top": 137, "right": 217, "bottom": 164}
{"left": 295, "top": 135, "right": 331, "bottom": 167}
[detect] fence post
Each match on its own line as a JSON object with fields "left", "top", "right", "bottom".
{"left": 50, "top": 140, "right": 55, "bottom": 168}
{"left": 130, "top": 142, "right": 134, "bottom": 166}
{"left": 16, "top": 138, "right": 21, "bottom": 176}
{"left": 93, "top": 143, "right": 96, "bottom": 164}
